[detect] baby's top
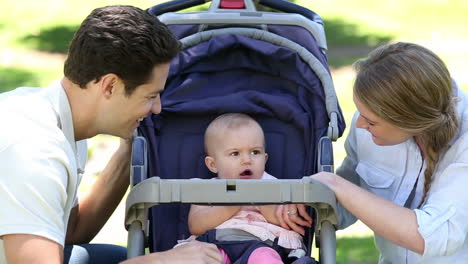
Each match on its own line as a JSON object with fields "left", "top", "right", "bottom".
{"left": 215, "top": 172, "right": 303, "bottom": 249}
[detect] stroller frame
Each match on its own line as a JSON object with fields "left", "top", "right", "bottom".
{"left": 125, "top": 0, "right": 341, "bottom": 263}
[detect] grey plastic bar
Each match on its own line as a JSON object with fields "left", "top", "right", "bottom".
{"left": 320, "top": 221, "right": 336, "bottom": 264}
{"left": 125, "top": 177, "right": 337, "bottom": 235}
{"left": 127, "top": 221, "right": 145, "bottom": 259}
{"left": 327, "top": 112, "right": 339, "bottom": 140}
{"left": 131, "top": 136, "right": 148, "bottom": 186}
{"left": 178, "top": 27, "right": 340, "bottom": 140}
{"left": 159, "top": 12, "right": 327, "bottom": 50}
{"left": 317, "top": 136, "right": 334, "bottom": 173}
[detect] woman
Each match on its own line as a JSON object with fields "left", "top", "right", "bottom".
{"left": 312, "top": 42, "right": 468, "bottom": 263}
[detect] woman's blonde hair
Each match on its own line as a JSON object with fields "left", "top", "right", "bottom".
{"left": 353, "top": 42, "right": 458, "bottom": 207}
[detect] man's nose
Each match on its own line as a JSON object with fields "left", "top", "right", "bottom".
{"left": 151, "top": 96, "right": 162, "bottom": 114}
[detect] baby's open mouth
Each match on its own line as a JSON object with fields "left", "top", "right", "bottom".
{"left": 240, "top": 169, "right": 252, "bottom": 178}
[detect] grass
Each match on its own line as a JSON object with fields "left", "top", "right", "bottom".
{"left": 336, "top": 236, "right": 378, "bottom": 264}
{"left": 20, "top": 24, "right": 78, "bottom": 53}
{"left": 302, "top": 0, "right": 468, "bottom": 40}
{"left": 0, "top": 66, "right": 60, "bottom": 93}
{"left": 0, "top": 67, "right": 39, "bottom": 93}
{"left": 310, "top": 232, "right": 378, "bottom": 263}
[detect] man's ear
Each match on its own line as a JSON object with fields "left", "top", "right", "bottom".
{"left": 100, "top": 73, "right": 120, "bottom": 99}
{"left": 205, "top": 156, "right": 218, "bottom": 173}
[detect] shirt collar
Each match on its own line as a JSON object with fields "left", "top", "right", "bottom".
{"left": 44, "top": 80, "right": 78, "bottom": 155}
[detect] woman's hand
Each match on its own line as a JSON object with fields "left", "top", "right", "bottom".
{"left": 309, "top": 172, "right": 338, "bottom": 191}
{"left": 275, "top": 204, "right": 313, "bottom": 235}
{"left": 273, "top": 172, "right": 338, "bottom": 234}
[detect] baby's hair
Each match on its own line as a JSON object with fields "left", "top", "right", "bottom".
{"left": 204, "top": 113, "right": 264, "bottom": 156}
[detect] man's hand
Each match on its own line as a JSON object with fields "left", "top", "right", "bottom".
{"left": 120, "top": 240, "right": 223, "bottom": 264}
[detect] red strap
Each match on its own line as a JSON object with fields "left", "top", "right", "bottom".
{"left": 220, "top": 0, "right": 245, "bottom": 9}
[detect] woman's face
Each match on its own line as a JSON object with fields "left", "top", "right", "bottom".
{"left": 354, "top": 96, "right": 415, "bottom": 146}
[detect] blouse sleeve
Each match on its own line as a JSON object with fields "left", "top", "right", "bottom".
{"left": 414, "top": 155, "right": 468, "bottom": 257}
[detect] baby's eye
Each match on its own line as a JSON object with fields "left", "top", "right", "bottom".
{"left": 368, "top": 122, "right": 376, "bottom": 127}
{"left": 251, "top": 150, "right": 261, "bottom": 155}
{"left": 230, "top": 152, "right": 239, "bottom": 156}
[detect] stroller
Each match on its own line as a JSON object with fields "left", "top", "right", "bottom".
{"left": 125, "top": 0, "right": 346, "bottom": 263}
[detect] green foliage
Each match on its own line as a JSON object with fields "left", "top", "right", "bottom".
{"left": 323, "top": 18, "right": 394, "bottom": 68}
{"left": 300, "top": 0, "right": 468, "bottom": 40}
{"left": 0, "top": 67, "right": 39, "bottom": 93}
{"left": 324, "top": 18, "right": 393, "bottom": 47}
{"left": 21, "top": 25, "right": 78, "bottom": 53}
{"left": 0, "top": 66, "right": 60, "bottom": 93}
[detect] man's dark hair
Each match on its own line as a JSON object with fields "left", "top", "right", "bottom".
{"left": 64, "top": 5, "right": 180, "bottom": 95}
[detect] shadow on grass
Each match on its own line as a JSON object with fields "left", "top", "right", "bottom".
{"left": 336, "top": 236, "right": 379, "bottom": 264}
{"left": 21, "top": 24, "right": 77, "bottom": 54}
{"left": 324, "top": 18, "right": 394, "bottom": 68}
{"left": 0, "top": 67, "right": 40, "bottom": 93}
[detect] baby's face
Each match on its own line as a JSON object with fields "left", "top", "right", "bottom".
{"left": 211, "top": 125, "right": 267, "bottom": 180}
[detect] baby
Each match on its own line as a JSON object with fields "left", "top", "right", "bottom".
{"left": 188, "top": 113, "right": 312, "bottom": 264}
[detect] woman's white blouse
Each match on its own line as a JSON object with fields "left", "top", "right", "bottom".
{"left": 336, "top": 89, "right": 468, "bottom": 263}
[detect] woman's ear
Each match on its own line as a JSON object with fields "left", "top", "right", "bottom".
{"left": 205, "top": 156, "right": 218, "bottom": 173}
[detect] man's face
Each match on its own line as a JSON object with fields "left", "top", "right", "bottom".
{"left": 108, "top": 63, "right": 170, "bottom": 139}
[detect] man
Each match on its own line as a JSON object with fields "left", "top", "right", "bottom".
{"left": 0, "top": 5, "right": 222, "bottom": 264}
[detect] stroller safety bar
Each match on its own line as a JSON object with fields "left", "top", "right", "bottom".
{"left": 157, "top": 7, "right": 328, "bottom": 51}
{"left": 125, "top": 177, "right": 338, "bottom": 262}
